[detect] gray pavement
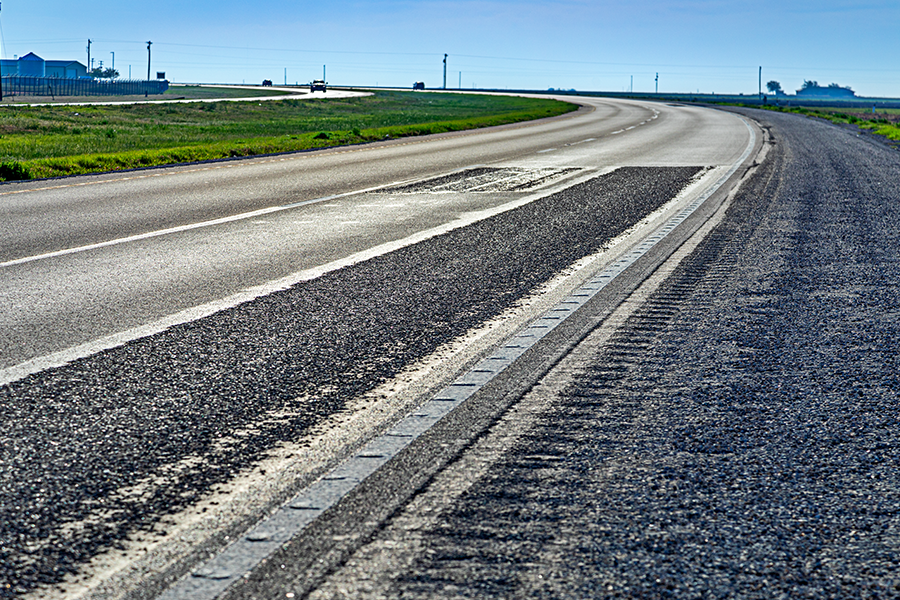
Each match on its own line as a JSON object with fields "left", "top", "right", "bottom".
{"left": 292, "top": 110, "right": 900, "bottom": 598}
{"left": 0, "top": 166, "right": 704, "bottom": 598}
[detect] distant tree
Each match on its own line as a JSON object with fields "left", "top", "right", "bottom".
{"left": 827, "top": 82, "right": 855, "bottom": 94}
{"left": 89, "top": 67, "right": 120, "bottom": 79}
{"left": 766, "top": 80, "right": 783, "bottom": 94}
{"left": 801, "top": 80, "right": 819, "bottom": 90}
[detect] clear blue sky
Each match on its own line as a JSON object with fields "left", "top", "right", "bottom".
{"left": 5, "top": 0, "right": 899, "bottom": 96}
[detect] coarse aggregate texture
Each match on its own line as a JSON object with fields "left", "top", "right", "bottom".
{"left": 0, "top": 166, "right": 701, "bottom": 596}
{"left": 314, "top": 110, "right": 900, "bottom": 598}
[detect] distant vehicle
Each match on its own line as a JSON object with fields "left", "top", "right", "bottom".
{"left": 262, "top": 79, "right": 273, "bottom": 86}
{"left": 413, "top": 81, "right": 425, "bottom": 90}
{"left": 310, "top": 79, "right": 327, "bottom": 92}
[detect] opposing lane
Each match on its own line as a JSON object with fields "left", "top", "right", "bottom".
{"left": 0, "top": 98, "right": 748, "bottom": 373}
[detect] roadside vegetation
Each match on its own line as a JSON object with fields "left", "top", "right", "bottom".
{"left": 0, "top": 90, "right": 577, "bottom": 181}
{"left": 756, "top": 104, "right": 900, "bottom": 142}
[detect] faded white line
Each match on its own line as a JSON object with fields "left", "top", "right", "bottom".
{"left": 564, "top": 138, "right": 596, "bottom": 147}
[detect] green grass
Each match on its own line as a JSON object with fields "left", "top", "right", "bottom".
{"left": 754, "top": 104, "right": 900, "bottom": 142}
{"left": 0, "top": 91, "right": 577, "bottom": 181}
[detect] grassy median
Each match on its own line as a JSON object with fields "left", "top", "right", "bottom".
{"left": 0, "top": 90, "right": 577, "bottom": 181}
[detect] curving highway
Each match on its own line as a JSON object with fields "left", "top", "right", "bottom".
{"left": 0, "top": 98, "right": 749, "bottom": 376}
{"left": 0, "top": 96, "right": 760, "bottom": 598}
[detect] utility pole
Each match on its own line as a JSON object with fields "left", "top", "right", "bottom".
{"left": 87, "top": 39, "right": 92, "bottom": 75}
{"left": 443, "top": 54, "right": 447, "bottom": 89}
{"left": 459, "top": 71, "right": 461, "bottom": 89}
{"left": 323, "top": 65, "right": 326, "bottom": 81}
{"left": 655, "top": 72, "right": 659, "bottom": 94}
{"left": 146, "top": 41, "right": 152, "bottom": 81}
{"left": 111, "top": 51, "right": 114, "bottom": 71}
{"left": 759, "top": 66, "right": 762, "bottom": 100}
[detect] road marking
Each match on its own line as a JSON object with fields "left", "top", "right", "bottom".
{"left": 159, "top": 116, "right": 758, "bottom": 600}
{"left": 0, "top": 183, "right": 402, "bottom": 269}
{"left": 0, "top": 166, "right": 600, "bottom": 387}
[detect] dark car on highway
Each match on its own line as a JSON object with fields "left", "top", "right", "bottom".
{"left": 310, "top": 79, "right": 327, "bottom": 92}
{"left": 413, "top": 81, "right": 425, "bottom": 90}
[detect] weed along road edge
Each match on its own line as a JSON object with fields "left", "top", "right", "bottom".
{"left": 0, "top": 96, "right": 763, "bottom": 598}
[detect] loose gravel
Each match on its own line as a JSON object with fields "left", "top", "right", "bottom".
{"left": 307, "top": 110, "right": 900, "bottom": 599}
{"left": 0, "top": 166, "right": 700, "bottom": 596}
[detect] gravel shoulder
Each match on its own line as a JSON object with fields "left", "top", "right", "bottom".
{"left": 301, "top": 108, "right": 900, "bottom": 598}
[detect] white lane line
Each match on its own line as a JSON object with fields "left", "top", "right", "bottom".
{"left": 537, "top": 148, "right": 557, "bottom": 153}
{"left": 0, "top": 183, "right": 401, "bottom": 269}
{"left": 160, "top": 117, "right": 758, "bottom": 600}
{"left": 0, "top": 169, "right": 597, "bottom": 387}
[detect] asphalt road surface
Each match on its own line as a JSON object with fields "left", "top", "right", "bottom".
{"left": 6, "top": 95, "right": 864, "bottom": 599}
{"left": 239, "top": 110, "right": 899, "bottom": 599}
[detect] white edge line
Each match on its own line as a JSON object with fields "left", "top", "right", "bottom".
{"left": 159, "top": 117, "right": 758, "bottom": 599}
{"left": 0, "top": 169, "right": 572, "bottom": 387}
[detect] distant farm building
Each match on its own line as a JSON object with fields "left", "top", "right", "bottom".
{"left": 0, "top": 52, "right": 88, "bottom": 78}
{"left": 0, "top": 52, "right": 167, "bottom": 97}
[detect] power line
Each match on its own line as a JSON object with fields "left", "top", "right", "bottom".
{"left": 92, "top": 39, "right": 438, "bottom": 57}
{"left": 8, "top": 37, "right": 900, "bottom": 78}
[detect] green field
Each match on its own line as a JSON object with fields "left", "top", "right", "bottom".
{"left": 0, "top": 90, "right": 577, "bottom": 181}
